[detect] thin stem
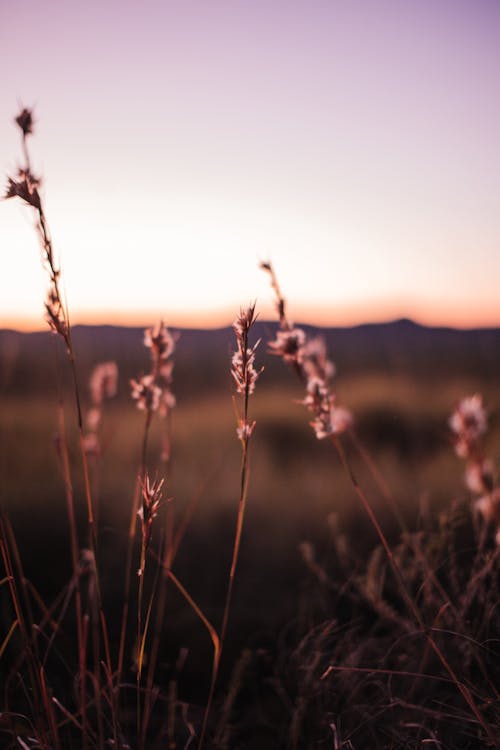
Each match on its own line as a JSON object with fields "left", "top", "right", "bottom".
{"left": 117, "top": 477, "right": 141, "bottom": 687}
{"left": 55, "top": 397, "right": 87, "bottom": 745}
{"left": 141, "top": 501, "right": 174, "bottom": 743}
{"left": 116, "top": 408, "right": 153, "bottom": 709}
{"left": 199, "top": 310, "right": 257, "bottom": 749}
{"left": 137, "top": 539, "right": 146, "bottom": 741}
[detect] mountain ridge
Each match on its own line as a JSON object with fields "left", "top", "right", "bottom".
{"left": 1, "top": 319, "right": 499, "bottom": 397}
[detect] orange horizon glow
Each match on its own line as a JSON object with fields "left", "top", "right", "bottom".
{"left": 3, "top": 298, "right": 499, "bottom": 334}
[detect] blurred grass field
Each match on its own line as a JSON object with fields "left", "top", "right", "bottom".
{"left": 1, "top": 331, "right": 500, "bottom": 741}
{"left": 2, "top": 371, "right": 499, "bottom": 631}
{"left": 3, "top": 372, "right": 499, "bottom": 519}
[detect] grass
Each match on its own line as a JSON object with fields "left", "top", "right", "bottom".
{"left": 1, "top": 109, "right": 500, "bottom": 749}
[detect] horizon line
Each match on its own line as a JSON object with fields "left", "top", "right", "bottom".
{"left": 2, "top": 306, "right": 500, "bottom": 334}
{"left": 2, "top": 297, "right": 500, "bottom": 333}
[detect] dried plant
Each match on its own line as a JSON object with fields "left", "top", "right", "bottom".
{"left": 199, "top": 304, "right": 262, "bottom": 749}
{"left": 3, "top": 108, "right": 118, "bottom": 747}
{"left": 260, "top": 261, "right": 352, "bottom": 440}
{"left": 5, "top": 109, "right": 69, "bottom": 346}
{"left": 131, "top": 320, "right": 176, "bottom": 467}
{"left": 138, "top": 474, "right": 165, "bottom": 578}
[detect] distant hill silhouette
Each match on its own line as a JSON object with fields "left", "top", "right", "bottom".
{"left": 1, "top": 319, "right": 499, "bottom": 397}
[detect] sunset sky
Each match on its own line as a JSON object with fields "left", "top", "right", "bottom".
{"left": 1, "top": 0, "right": 499, "bottom": 330}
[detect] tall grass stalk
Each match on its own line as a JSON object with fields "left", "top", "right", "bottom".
{"left": 198, "top": 304, "right": 262, "bottom": 749}
{"left": 117, "top": 322, "right": 175, "bottom": 738}
{"left": 4, "top": 107, "right": 118, "bottom": 743}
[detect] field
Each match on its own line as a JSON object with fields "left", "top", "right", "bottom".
{"left": 2, "top": 329, "right": 500, "bottom": 747}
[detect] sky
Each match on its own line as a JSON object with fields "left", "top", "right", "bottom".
{"left": 1, "top": 0, "right": 499, "bottom": 330}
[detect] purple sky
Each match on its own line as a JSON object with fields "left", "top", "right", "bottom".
{"left": 1, "top": 0, "right": 500, "bottom": 329}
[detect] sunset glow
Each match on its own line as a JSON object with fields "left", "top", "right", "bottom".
{"left": 1, "top": 0, "right": 500, "bottom": 330}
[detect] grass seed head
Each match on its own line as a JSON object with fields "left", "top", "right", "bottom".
{"left": 231, "top": 304, "right": 263, "bottom": 397}
{"left": 144, "top": 320, "right": 175, "bottom": 364}
{"left": 449, "top": 394, "right": 487, "bottom": 458}
{"left": 130, "top": 374, "right": 162, "bottom": 412}
{"left": 4, "top": 173, "right": 42, "bottom": 209}
{"left": 89, "top": 361, "right": 118, "bottom": 405}
{"left": 268, "top": 327, "right": 306, "bottom": 364}
{"left": 138, "top": 474, "right": 165, "bottom": 572}
{"left": 15, "top": 107, "right": 34, "bottom": 136}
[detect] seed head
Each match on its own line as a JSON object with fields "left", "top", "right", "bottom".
{"left": 45, "top": 286, "right": 68, "bottom": 340}
{"left": 465, "top": 458, "right": 495, "bottom": 495}
{"left": 130, "top": 375, "right": 161, "bottom": 412}
{"left": 302, "top": 337, "right": 335, "bottom": 381}
{"left": 90, "top": 361, "right": 118, "bottom": 405}
{"left": 236, "top": 419, "right": 256, "bottom": 442}
{"left": 449, "top": 394, "right": 487, "bottom": 458}
{"left": 15, "top": 107, "right": 34, "bottom": 136}
{"left": 4, "top": 173, "right": 41, "bottom": 210}
{"left": 144, "top": 321, "right": 175, "bottom": 363}
{"left": 476, "top": 488, "right": 500, "bottom": 526}
{"left": 86, "top": 407, "right": 101, "bottom": 432}
{"left": 311, "top": 403, "right": 352, "bottom": 440}
{"left": 268, "top": 327, "right": 306, "bottom": 363}
{"left": 231, "top": 304, "right": 263, "bottom": 396}
{"left": 138, "top": 474, "right": 165, "bottom": 571}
